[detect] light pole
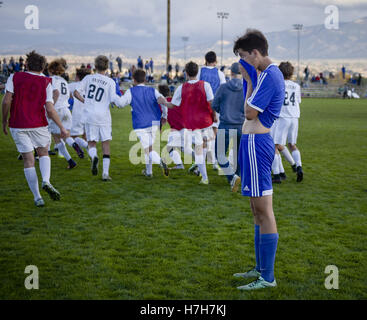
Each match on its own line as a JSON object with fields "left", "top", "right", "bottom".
{"left": 182, "top": 36, "right": 189, "bottom": 64}
{"left": 217, "top": 12, "right": 229, "bottom": 67}
{"left": 166, "top": 0, "right": 171, "bottom": 73}
{"left": 293, "top": 24, "right": 303, "bottom": 82}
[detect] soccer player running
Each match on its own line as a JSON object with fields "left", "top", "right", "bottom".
{"left": 68, "top": 67, "right": 91, "bottom": 154}
{"left": 168, "top": 61, "right": 215, "bottom": 185}
{"left": 2, "top": 51, "right": 67, "bottom": 207}
{"left": 271, "top": 62, "right": 303, "bottom": 183}
{"left": 232, "top": 30, "right": 285, "bottom": 290}
{"left": 108, "top": 69, "right": 170, "bottom": 178}
{"left": 74, "top": 55, "right": 126, "bottom": 181}
{"left": 48, "top": 59, "right": 84, "bottom": 169}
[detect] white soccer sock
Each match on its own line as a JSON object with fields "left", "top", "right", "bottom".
{"left": 169, "top": 149, "right": 183, "bottom": 165}
{"left": 292, "top": 150, "right": 302, "bottom": 167}
{"left": 206, "top": 141, "right": 216, "bottom": 164}
{"left": 272, "top": 154, "right": 280, "bottom": 175}
{"left": 103, "top": 156, "right": 110, "bottom": 176}
{"left": 278, "top": 154, "right": 285, "bottom": 174}
{"left": 144, "top": 153, "right": 152, "bottom": 175}
{"left": 149, "top": 150, "right": 161, "bottom": 164}
{"left": 88, "top": 147, "right": 97, "bottom": 159}
{"left": 65, "top": 137, "right": 75, "bottom": 147}
{"left": 56, "top": 141, "right": 71, "bottom": 161}
{"left": 280, "top": 148, "right": 295, "bottom": 166}
{"left": 24, "top": 167, "right": 41, "bottom": 200}
{"left": 39, "top": 156, "right": 51, "bottom": 183}
{"left": 228, "top": 148, "right": 234, "bottom": 167}
{"left": 75, "top": 137, "right": 88, "bottom": 150}
{"left": 195, "top": 153, "right": 208, "bottom": 180}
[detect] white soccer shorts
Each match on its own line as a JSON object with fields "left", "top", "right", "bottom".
{"left": 10, "top": 126, "right": 51, "bottom": 153}
{"left": 183, "top": 125, "right": 214, "bottom": 147}
{"left": 49, "top": 107, "right": 72, "bottom": 134}
{"left": 272, "top": 117, "right": 299, "bottom": 145}
{"left": 134, "top": 125, "right": 159, "bottom": 149}
{"left": 85, "top": 123, "right": 112, "bottom": 142}
{"left": 167, "top": 129, "right": 184, "bottom": 148}
{"left": 70, "top": 115, "right": 86, "bottom": 136}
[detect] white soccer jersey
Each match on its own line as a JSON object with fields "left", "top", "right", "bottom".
{"left": 51, "top": 75, "right": 70, "bottom": 110}
{"left": 77, "top": 73, "right": 121, "bottom": 126}
{"left": 279, "top": 80, "right": 301, "bottom": 118}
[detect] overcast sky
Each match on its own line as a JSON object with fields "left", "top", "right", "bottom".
{"left": 1, "top": 0, "right": 367, "bottom": 55}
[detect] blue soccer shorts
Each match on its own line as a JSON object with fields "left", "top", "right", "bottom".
{"left": 239, "top": 133, "right": 275, "bottom": 197}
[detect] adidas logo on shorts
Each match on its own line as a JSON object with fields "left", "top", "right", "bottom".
{"left": 243, "top": 185, "right": 250, "bottom": 192}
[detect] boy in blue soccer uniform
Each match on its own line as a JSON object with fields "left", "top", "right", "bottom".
{"left": 232, "top": 29, "right": 285, "bottom": 290}
{"left": 116, "top": 69, "right": 170, "bottom": 177}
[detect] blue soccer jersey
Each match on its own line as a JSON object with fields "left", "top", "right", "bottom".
{"left": 199, "top": 67, "right": 221, "bottom": 95}
{"left": 130, "top": 86, "right": 162, "bottom": 130}
{"left": 247, "top": 64, "right": 285, "bottom": 129}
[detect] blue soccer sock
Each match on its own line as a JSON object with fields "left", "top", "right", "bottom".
{"left": 260, "top": 233, "right": 279, "bottom": 282}
{"left": 254, "top": 225, "right": 260, "bottom": 272}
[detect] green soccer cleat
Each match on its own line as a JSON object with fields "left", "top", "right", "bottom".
{"left": 199, "top": 178, "right": 209, "bottom": 185}
{"left": 233, "top": 267, "right": 261, "bottom": 279}
{"left": 237, "top": 276, "right": 277, "bottom": 291}
{"left": 34, "top": 198, "right": 45, "bottom": 207}
{"left": 42, "top": 182, "right": 61, "bottom": 201}
{"left": 102, "top": 173, "right": 112, "bottom": 181}
{"left": 230, "top": 174, "right": 241, "bottom": 193}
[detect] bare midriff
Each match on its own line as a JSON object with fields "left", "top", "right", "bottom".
{"left": 242, "top": 117, "right": 270, "bottom": 135}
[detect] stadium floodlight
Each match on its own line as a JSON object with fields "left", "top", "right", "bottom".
{"left": 293, "top": 24, "right": 303, "bottom": 82}
{"left": 182, "top": 36, "right": 189, "bottom": 64}
{"left": 217, "top": 12, "right": 229, "bottom": 67}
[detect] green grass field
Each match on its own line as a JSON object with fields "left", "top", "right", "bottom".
{"left": 0, "top": 97, "right": 366, "bottom": 300}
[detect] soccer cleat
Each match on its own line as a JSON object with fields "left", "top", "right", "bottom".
{"left": 34, "top": 198, "right": 45, "bottom": 207}
{"left": 213, "top": 162, "right": 219, "bottom": 171}
{"left": 142, "top": 169, "right": 153, "bottom": 178}
{"left": 237, "top": 276, "right": 277, "bottom": 290}
{"left": 296, "top": 166, "right": 303, "bottom": 182}
{"left": 67, "top": 159, "right": 77, "bottom": 169}
{"left": 102, "top": 173, "right": 112, "bottom": 181}
{"left": 193, "top": 167, "right": 201, "bottom": 176}
{"left": 188, "top": 164, "right": 198, "bottom": 174}
{"left": 48, "top": 150, "right": 57, "bottom": 156}
{"left": 91, "top": 156, "right": 99, "bottom": 175}
{"left": 170, "top": 164, "right": 184, "bottom": 170}
{"left": 160, "top": 160, "right": 169, "bottom": 177}
{"left": 72, "top": 142, "right": 84, "bottom": 159}
{"left": 199, "top": 178, "right": 209, "bottom": 185}
{"left": 272, "top": 174, "right": 281, "bottom": 184}
{"left": 42, "top": 181, "right": 61, "bottom": 201}
{"left": 230, "top": 174, "right": 241, "bottom": 193}
{"left": 279, "top": 172, "right": 287, "bottom": 181}
{"left": 233, "top": 267, "right": 261, "bottom": 279}
{"left": 291, "top": 164, "right": 297, "bottom": 172}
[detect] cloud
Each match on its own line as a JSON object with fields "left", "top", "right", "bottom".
{"left": 96, "top": 21, "right": 153, "bottom": 38}
{"left": 314, "top": 0, "right": 367, "bottom": 6}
